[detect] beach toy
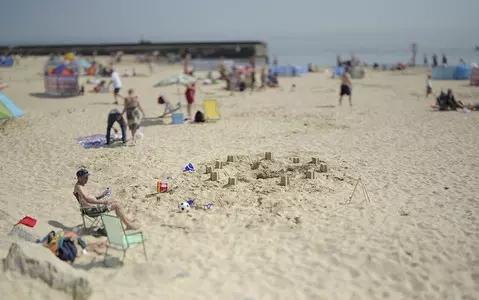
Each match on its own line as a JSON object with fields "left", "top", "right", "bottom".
{"left": 157, "top": 181, "right": 168, "bottom": 193}
{"left": 186, "top": 199, "right": 195, "bottom": 206}
{"left": 205, "top": 203, "right": 213, "bottom": 209}
{"left": 178, "top": 202, "right": 190, "bottom": 212}
{"left": 184, "top": 163, "right": 195, "bottom": 172}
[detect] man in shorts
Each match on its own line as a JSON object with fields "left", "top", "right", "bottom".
{"left": 108, "top": 67, "right": 122, "bottom": 104}
{"left": 73, "top": 169, "right": 138, "bottom": 230}
{"left": 339, "top": 68, "right": 352, "bottom": 107}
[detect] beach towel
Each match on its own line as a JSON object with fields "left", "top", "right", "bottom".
{"left": 75, "top": 134, "right": 122, "bottom": 149}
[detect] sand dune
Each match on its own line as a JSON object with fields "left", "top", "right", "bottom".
{"left": 1, "top": 57, "right": 479, "bottom": 299}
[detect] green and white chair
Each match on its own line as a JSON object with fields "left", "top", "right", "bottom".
{"left": 101, "top": 214, "right": 147, "bottom": 262}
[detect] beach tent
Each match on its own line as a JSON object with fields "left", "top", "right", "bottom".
{"left": 44, "top": 61, "right": 80, "bottom": 75}
{"left": 471, "top": 68, "right": 479, "bottom": 86}
{"left": 52, "top": 64, "right": 75, "bottom": 76}
{"left": 432, "top": 65, "right": 472, "bottom": 80}
{"left": 44, "top": 63, "right": 80, "bottom": 97}
{"left": 0, "top": 92, "right": 24, "bottom": 120}
{"left": 269, "top": 65, "right": 308, "bottom": 76}
{"left": 0, "top": 56, "right": 14, "bottom": 67}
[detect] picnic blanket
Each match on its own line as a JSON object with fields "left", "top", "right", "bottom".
{"left": 75, "top": 134, "right": 122, "bottom": 148}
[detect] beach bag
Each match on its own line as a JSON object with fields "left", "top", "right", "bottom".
{"left": 195, "top": 110, "right": 205, "bottom": 123}
{"left": 39, "top": 230, "right": 85, "bottom": 263}
{"left": 57, "top": 239, "right": 78, "bottom": 263}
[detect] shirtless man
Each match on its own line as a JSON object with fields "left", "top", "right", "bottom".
{"left": 339, "top": 68, "right": 353, "bottom": 107}
{"left": 73, "top": 169, "right": 138, "bottom": 230}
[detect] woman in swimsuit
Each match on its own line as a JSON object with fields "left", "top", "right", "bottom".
{"left": 119, "top": 89, "right": 145, "bottom": 143}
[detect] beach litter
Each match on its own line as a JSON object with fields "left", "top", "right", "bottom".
{"left": 172, "top": 266, "right": 191, "bottom": 279}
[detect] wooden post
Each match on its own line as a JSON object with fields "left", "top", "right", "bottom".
{"left": 319, "top": 164, "right": 328, "bottom": 173}
{"left": 306, "top": 171, "right": 315, "bottom": 179}
{"left": 312, "top": 157, "right": 320, "bottom": 164}
{"left": 265, "top": 152, "right": 273, "bottom": 160}
{"left": 205, "top": 166, "right": 213, "bottom": 174}
{"left": 280, "top": 176, "right": 290, "bottom": 186}
{"left": 292, "top": 157, "right": 300, "bottom": 163}
{"left": 227, "top": 155, "right": 235, "bottom": 162}
{"left": 215, "top": 161, "right": 223, "bottom": 169}
{"left": 210, "top": 171, "right": 219, "bottom": 181}
{"left": 228, "top": 178, "right": 237, "bottom": 185}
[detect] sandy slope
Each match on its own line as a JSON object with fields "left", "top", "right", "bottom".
{"left": 0, "top": 57, "right": 478, "bottom": 300}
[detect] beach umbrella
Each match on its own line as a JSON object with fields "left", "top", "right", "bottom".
{"left": 64, "top": 52, "right": 76, "bottom": 61}
{"left": 154, "top": 74, "right": 196, "bottom": 87}
{"left": 0, "top": 92, "right": 24, "bottom": 120}
{"left": 77, "top": 59, "right": 92, "bottom": 69}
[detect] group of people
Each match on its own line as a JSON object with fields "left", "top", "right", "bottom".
{"left": 217, "top": 57, "right": 280, "bottom": 92}
{"left": 105, "top": 67, "right": 145, "bottom": 145}
{"left": 424, "top": 53, "right": 448, "bottom": 67}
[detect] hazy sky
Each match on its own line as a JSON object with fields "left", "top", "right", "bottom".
{"left": 0, "top": 0, "right": 478, "bottom": 47}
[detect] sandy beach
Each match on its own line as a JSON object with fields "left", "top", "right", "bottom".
{"left": 1, "top": 57, "right": 479, "bottom": 300}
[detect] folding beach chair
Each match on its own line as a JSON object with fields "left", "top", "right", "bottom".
{"left": 73, "top": 194, "right": 104, "bottom": 231}
{"left": 203, "top": 99, "right": 220, "bottom": 122}
{"left": 101, "top": 214, "right": 147, "bottom": 262}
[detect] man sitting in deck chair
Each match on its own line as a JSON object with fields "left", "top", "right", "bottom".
{"left": 73, "top": 169, "right": 139, "bottom": 230}
{"left": 157, "top": 95, "right": 181, "bottom": 118}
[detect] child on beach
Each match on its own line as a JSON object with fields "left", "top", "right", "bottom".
{"left": 426, "top": 75, "right": 432, "bottom": 98}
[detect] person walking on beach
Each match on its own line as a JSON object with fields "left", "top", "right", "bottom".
{"left": 432, "top": 54, "right": 438, "bottom": 67}
{"left": 73, "top": 169, "right": 139, "bottom": 230}
{"left": 339, "top": 68, "right": 352, "bottom": 107}
{"left": 106, "top": 109, "right": 126, "bottom": 145}
{"left": 108, "top": 67, "right": 122, "bottom": 104}
{"left": 185, "top": 83, "right": 196, "bottom": 120}
{"left": 442, "top": 54, "right": 448, "bottom": 66}
{"left": 119, "top": 89, "right": 145, "bottom": 144}
{"left": 426, "top": 75, "right": 433, "bottom": 98}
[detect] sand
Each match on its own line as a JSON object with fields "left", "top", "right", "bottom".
{"left": 1, "top": 57, "right": 479, "bottom": 300}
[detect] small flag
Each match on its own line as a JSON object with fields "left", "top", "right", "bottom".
{"left": 17, "top": 216, "right": 37, "bottom": 228}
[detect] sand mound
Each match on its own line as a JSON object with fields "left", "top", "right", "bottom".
{"left": 2, "top": 242, "right": 92, "bottom": 300}
{"left": 153, "top": 153, "right": 358, "bottom": 215}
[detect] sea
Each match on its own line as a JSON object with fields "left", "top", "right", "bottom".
{"left": 266, "top": 37, "right": 479, "bottom": 67}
